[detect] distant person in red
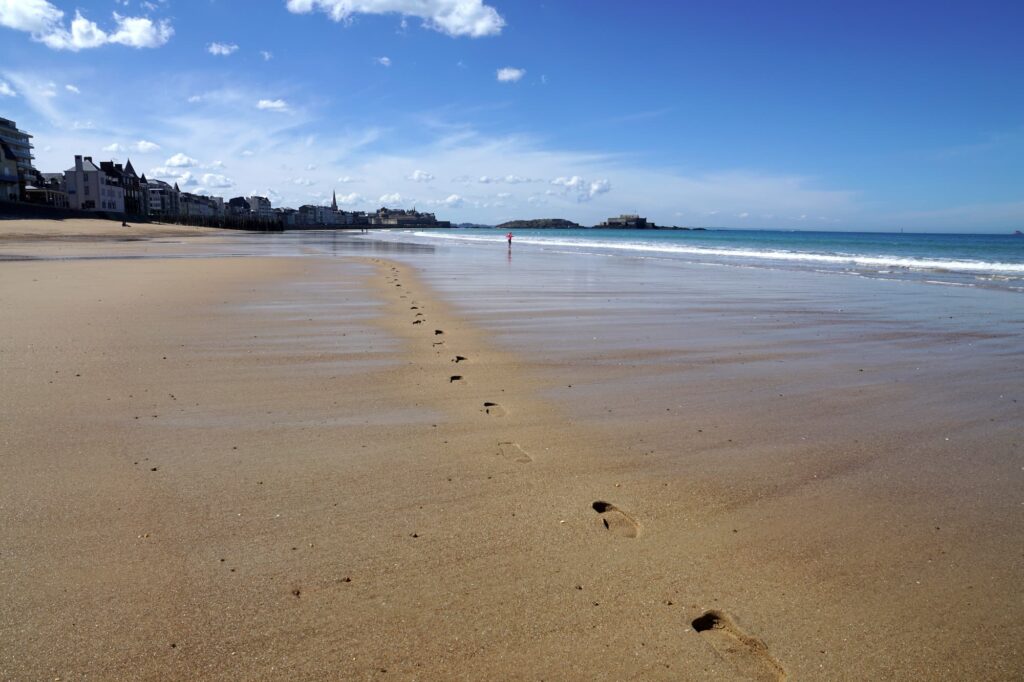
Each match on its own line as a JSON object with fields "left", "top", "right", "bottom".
{"left": 506, "top": 232, "right": 513, "bottom": 247}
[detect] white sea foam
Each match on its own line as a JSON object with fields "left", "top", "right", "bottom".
{"left": 412, "top": 232, "right": 1024, "bottom": 276}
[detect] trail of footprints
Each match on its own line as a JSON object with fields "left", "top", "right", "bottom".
{"left": 383, "top": 264, "right": 785, "bottom": 681}
{"left": 389, "top": 266, "right": 509, "bottom": 421}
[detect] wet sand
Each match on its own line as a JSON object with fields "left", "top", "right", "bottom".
{"left": 1, "top": 222, "right": 1021, "bottom": 680}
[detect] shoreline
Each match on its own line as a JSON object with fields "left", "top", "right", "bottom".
{"left": 1, "top": 224, "right": 1021, "bottom": 679}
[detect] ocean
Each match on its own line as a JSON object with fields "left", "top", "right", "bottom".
{"left": 402, "top": 228, "right": 1024, "bottom": 292}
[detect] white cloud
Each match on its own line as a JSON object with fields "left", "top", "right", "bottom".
{"left": 496, "top": 67, "right": 525, "bottom": 83}
{"left": 262, "top": 188, "right": 284, "bottom": 204}
{"left": 102, "top": 142, "right": 126, "bottom": 153}
{"left": 442, "top": 193, "right": 463, "bottom": 207}
{"left": 379, "top": 192, "right": 403, "bottom": 204}
{"left": 107, "top": 13, "right": 173, "bottom": 48}
{"left": 0, "top": 73, "right": 61, "bottom": 121}
{"left": 3, "top": 2, "right": 174, "bottom": 51}
{"left": 261, "top": 50, "right": 273, "bottom": 61}
{"left": 187, "top": 95, "right": 203, "bottom": 103}
{"left": 201, "top": 173, "right": 234, "bottom": 189}
{"left": 134, "top": 140, "right": 161, "bottom": 153}
{"left": 335, "top": 192, "right": 364, "bottom": 205}
{"left": 256, "top": 98, "right": 289, "bottom": 112}
{"left": 407, "top": 169, "right": 434, "bottom": 182}
{"left": 165, "top": 152, "right": 198, "bottom": 167}
{"left": 0, "top": 81, "right": 15, "bottom": 97}
{"left": 0, "top": 0, "right": 64, "bottom": 35}
{"left": 589, "top": 178, "right": 611, "bottom": 197}
{"left": 72, "top": 120, "right": 95, "bottom": 130}
{"left": 208, "top": 42, "right": 239, "bottom": 56}
{"left": 64, "top": 84, "right": 80, "bottom": 94}
{"left": 240, "top": 150, "right": 255, "bottom": 157}
{"left": 478, "top": 174, "right": 536, "bottom": 184}
{"left": 377, "top": 56, "right": 391, "bottom": 66}
{"left": 285, "top": 0, "right": 504, "bottom": 38}
{"left": 551, "top": 176, "right": 612, "bottom": 202}
{"left": 738, "top": 211, "right": 750, "bottom": 218}
{"left": 149, "top": 167, "right": 196, "bottom": 186}
{"left": 39, "top": 11, "right": 107, "bottom": 50}
{"left": 293, "top": 177, "right": 316, "bottom": 186}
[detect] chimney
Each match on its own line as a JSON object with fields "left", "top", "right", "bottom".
{"left": 84, "top": 156, "right": 92, "bottom": 163}
{"left": 75, "top": 155, "right": 83, "bottom": 171}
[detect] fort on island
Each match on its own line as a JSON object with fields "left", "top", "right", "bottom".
{"left": 599, "top": 213, "right": 652, "bottom": 228}
{"left": 0, "top": 116, "right": 449, "bottom": 230}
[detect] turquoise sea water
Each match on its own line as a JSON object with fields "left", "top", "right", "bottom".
{"left": 403, "top": 228, "right": 1024, "bottom": 292}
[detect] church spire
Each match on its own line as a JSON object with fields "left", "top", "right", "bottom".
{"left": 331, "top": 189, "right": 338, "bottom": 211}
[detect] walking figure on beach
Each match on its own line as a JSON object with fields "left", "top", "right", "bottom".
{"left": 506, "top": 232, "right": 513, "bottom": 247}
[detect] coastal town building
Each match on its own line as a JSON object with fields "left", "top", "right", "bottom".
{"left": 274, "top": 207, "right": 299, "bottom": 227}
{"left": 372, "top": 207, "right": 437, "bottom": 226}
{"left": 180, "top": 191, "right": 224, "bottom": 218}
{"left": 298, "top": 203, "right": 341, "bottom": 226}
{"left": 0, "top": 117, "right": 35, "bottom": 200}
{"left": 0, "top": 139, "right": 19, "bottom": 201}
{"left": 100, "top": 160, "right": 146, "bottom": 216}
{"left": 227, "top": 196, "right": 251, "bottom": 216}
{"left": 25, "top": 172, "right": 70, "bottom": 208}
{"left": 64, "top": 155, "right": 124, "bottom": 212}
{"left": 247, "top": 196, "right": 273, "bottom": 220}
{"left": 147, "top": 179, "right": 181, "bottom": 217}
{"left": 363, "top": 207, "right": 448, "bottom": 227}
{"left": 138, "top": 173, "right": 150, "bottom": 214}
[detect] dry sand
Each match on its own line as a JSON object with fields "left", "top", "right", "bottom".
{"left": 1, "top": 219, "right": 1021, "bottom": 680}
{"left": 0, "top": 217, "right": 225, "bottom": 242}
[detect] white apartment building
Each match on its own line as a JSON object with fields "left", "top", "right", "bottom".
{"left": 64, "top": 155, "right": 124, "bottom": 212}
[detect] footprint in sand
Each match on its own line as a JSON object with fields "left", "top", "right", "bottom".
{"left": 452, "top": 355, "right": 467, "bottom": 363}
{"left": 691, "top": 610, "right": 786, "bottom": 681}
{"left": 412, "top": 320, "right": 423, "bottom": 325}
{"left": 482, "top": 401, "right": 506, "bottom": 417}
{"left": 450, "top": 375, "right": 463, "bottom": 383}
{"left": 591, "top": 501, "right": 640, "bottom": 538}
{"left": 434, "top": 329, "right": 444, "bottom": 336}
{"left": 497, "top": 441, "right": 532, "bottom": 463}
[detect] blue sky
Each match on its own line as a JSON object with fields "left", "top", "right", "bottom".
{"left": 1, "top": 0, "right": 1022, "bottom": 231}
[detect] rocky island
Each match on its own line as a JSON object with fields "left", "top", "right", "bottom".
{"left": 496, "top": 218, "right": 581, "bottom": 229}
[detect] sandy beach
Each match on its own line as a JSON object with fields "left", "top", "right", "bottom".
{"left": 1, "top": 219, "right": 1021, "bottom": 680}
